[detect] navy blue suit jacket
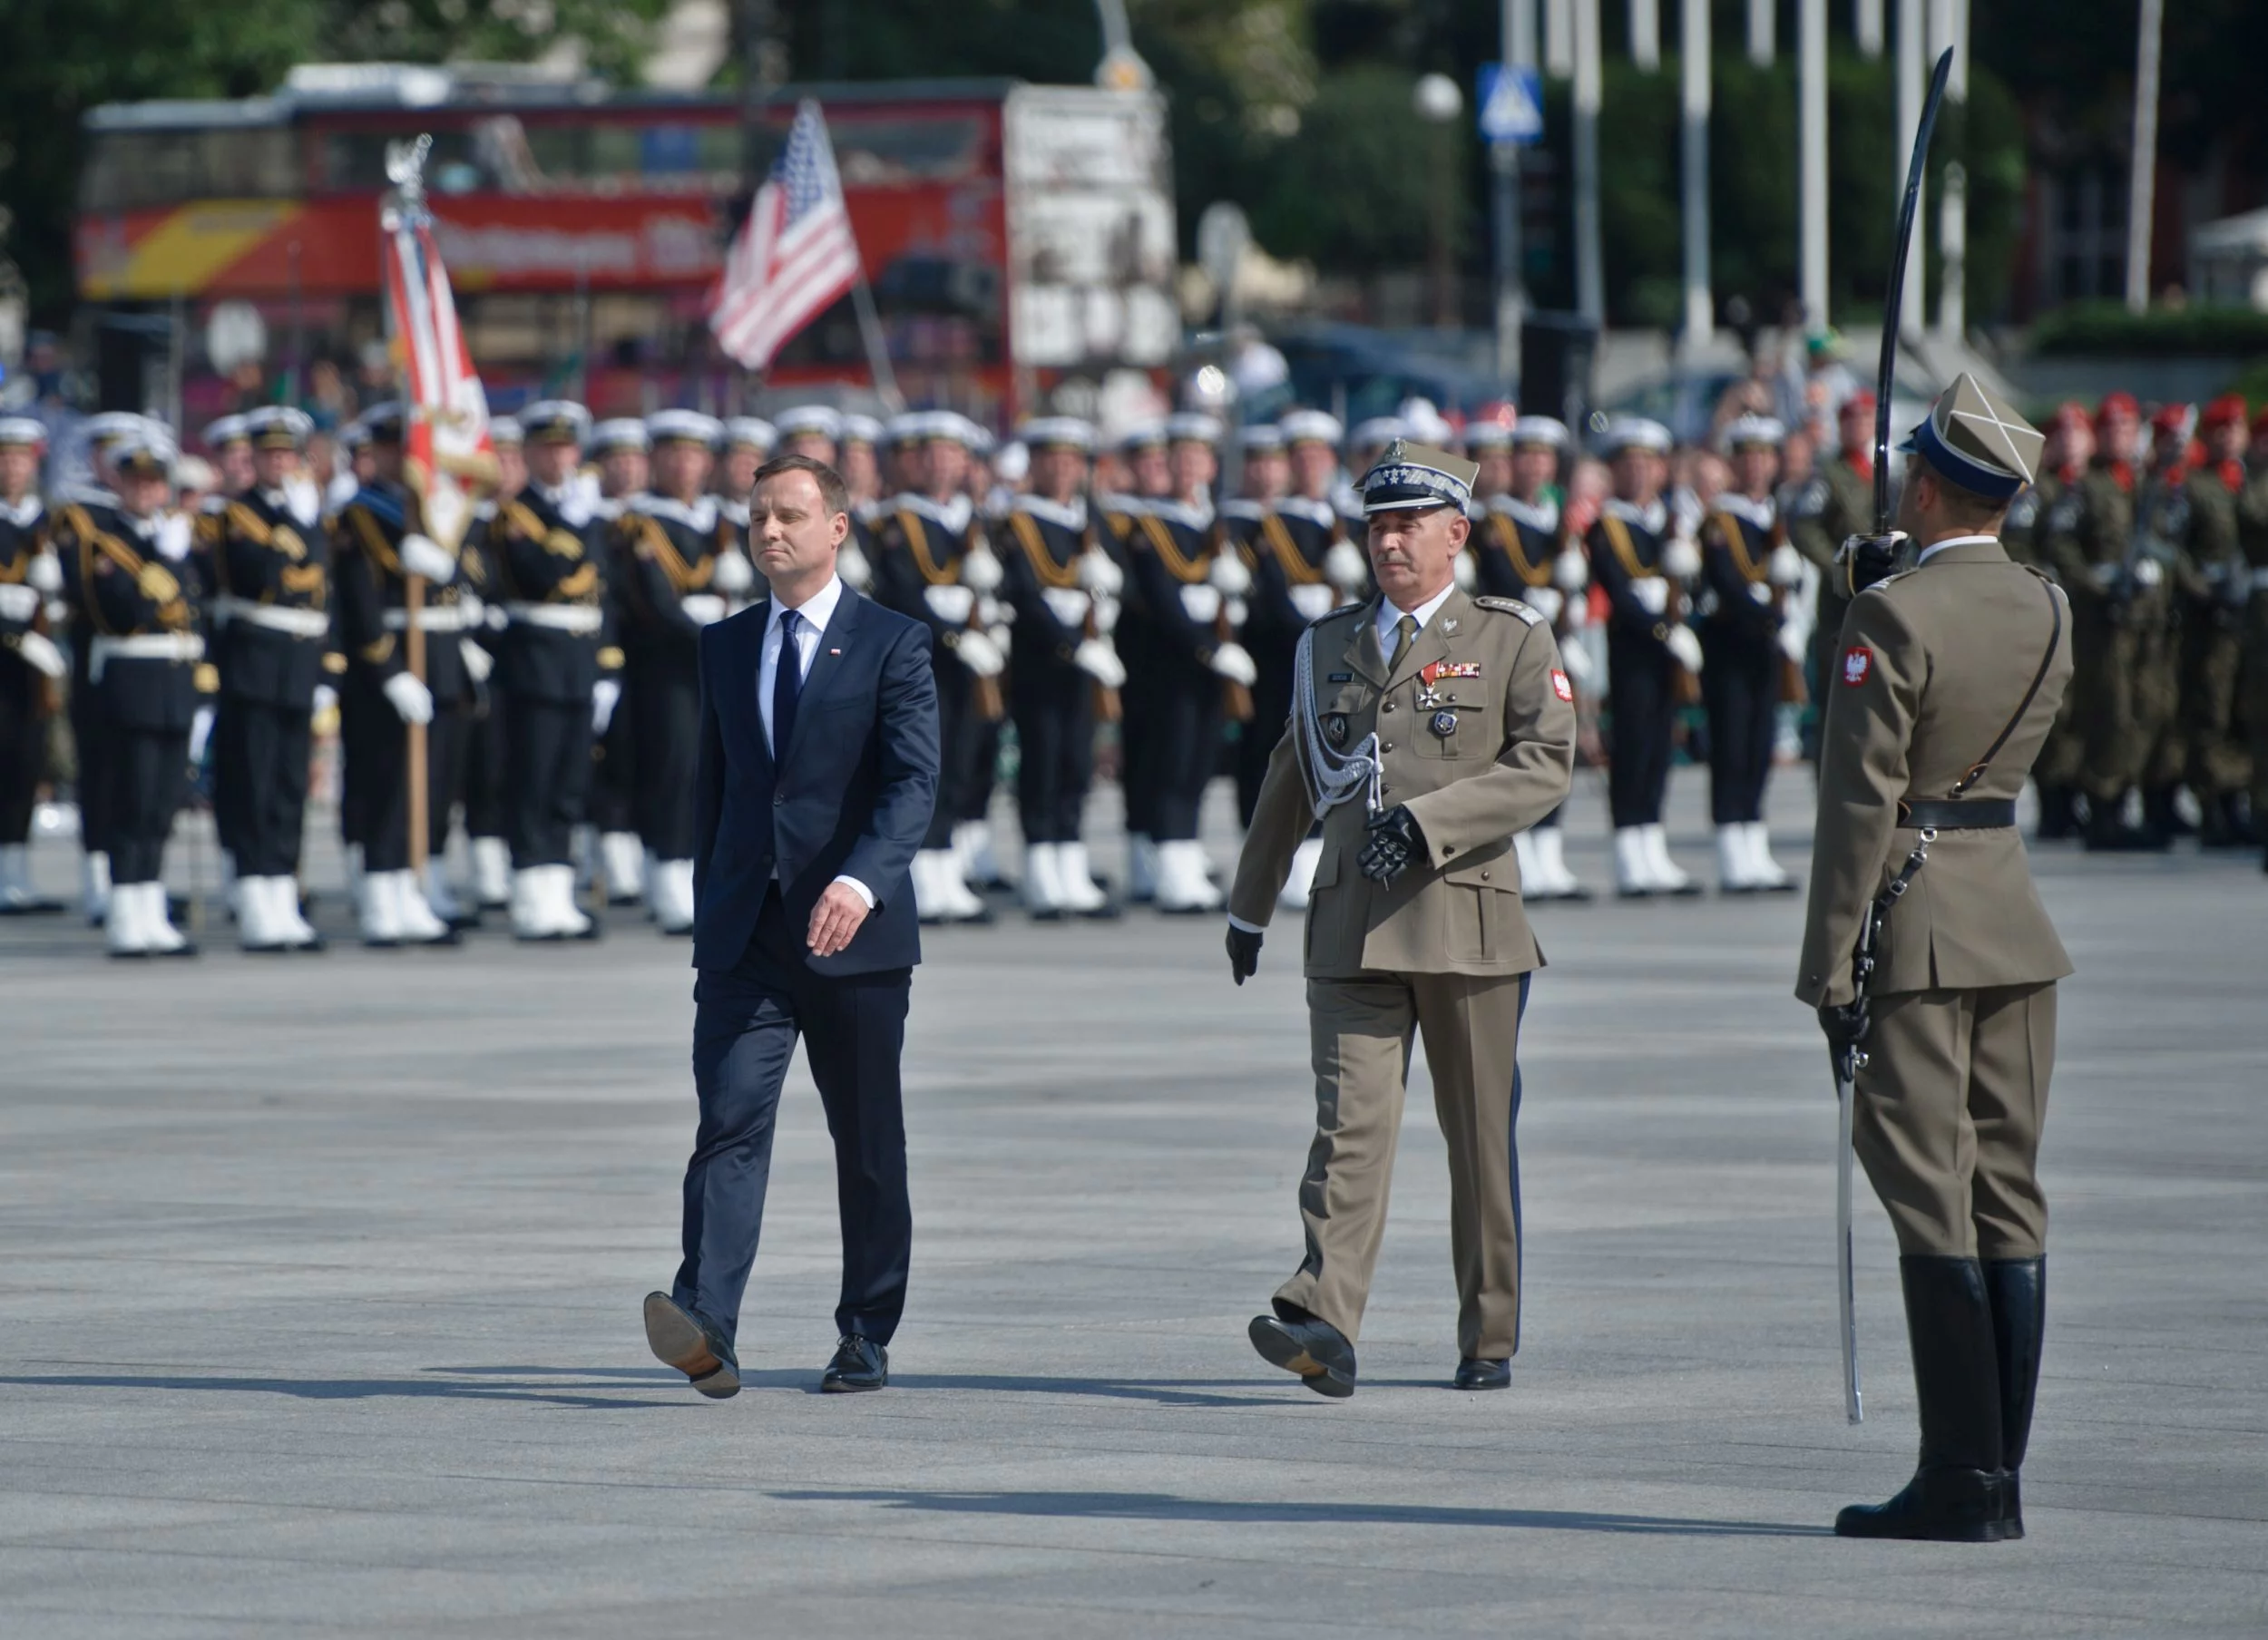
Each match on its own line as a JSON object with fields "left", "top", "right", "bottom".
{"left": 690, "top": 589, "right": 939, "bottom": 975}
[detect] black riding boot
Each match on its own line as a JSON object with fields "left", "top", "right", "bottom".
{"left": 1985, "top": 1257, "right": 2046, "bottom": 1539}
{"left": 1836, "top": 1256, "right": 2010, "bottom": 1542}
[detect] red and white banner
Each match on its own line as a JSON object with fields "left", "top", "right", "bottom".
{"left": 709, "top": 100, "right": 864, "bottom": 371}
{"left": 382, "top": 204, "right": 495, "bottom": 551}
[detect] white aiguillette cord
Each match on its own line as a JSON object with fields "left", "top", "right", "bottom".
{"left": 1292, "top": 625, "right": 1383, "bottom": 820}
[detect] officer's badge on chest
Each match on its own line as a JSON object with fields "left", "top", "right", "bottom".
{"left": 1415, "top": 658, "right": 1481, "bottom": 710}
{"left": 1323, "top": 711, "right": 1351, "bottom": 747}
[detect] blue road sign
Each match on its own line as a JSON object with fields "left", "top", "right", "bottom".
{"left": 1477, "top": 63, "right": 1544, "bottom": 147}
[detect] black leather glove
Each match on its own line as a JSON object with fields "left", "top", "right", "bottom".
{"left": 1358, "top": 805, "right": 1425, "bottom": 885}
{"left": 1817, "top": 999, "right": 1872, "bottom": 1076}
{"left": 1226, "top": 924, "right": 1262, "bottom": 986}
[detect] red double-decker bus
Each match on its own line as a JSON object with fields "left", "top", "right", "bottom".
{"left": 75, "top": 65, "right": 1178, "bottom": 429}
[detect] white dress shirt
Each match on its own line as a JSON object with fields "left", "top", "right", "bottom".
{"left": 1374, "top": 580, "right": 1459, "bottom": 650}
{"left": 1916, "top": 532, "right": 2000, "bottom": 566}
{"left": 755, "top": 575, "right": 874, "bottom": 911}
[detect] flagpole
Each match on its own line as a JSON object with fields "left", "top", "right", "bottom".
{"left": 383, "top": 140, "right": 432, "bottom": 877}
{"left": 850, "top": 271, "right": 903, "bottom": 415}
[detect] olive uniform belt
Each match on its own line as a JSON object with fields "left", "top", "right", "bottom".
{"left": 1897, "top": 798, "right": 2018, "bottom": 829}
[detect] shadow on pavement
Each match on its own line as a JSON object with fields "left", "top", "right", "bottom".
{"left": 0, "top": 1372, "right": 683, "bottom": 1411}
{"left": 770, "top": 1488, "right": 1833, "bottom": 1538}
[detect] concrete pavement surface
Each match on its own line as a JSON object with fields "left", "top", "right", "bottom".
{"left": 2, "top": 770, "right": 2263, "bottom": 1637}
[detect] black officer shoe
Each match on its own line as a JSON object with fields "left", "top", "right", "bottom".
{"left": 1453, "top": 1357, "right": 1510, "bottom": 1391}
{"left": 642, "top": 1292, "right": 740, "bottom": 1400}
{"left": 1835, "top": 1256, "right": 2012, "bottom": 1543}
{"left": 1247, "top": 1305, "right": 1356, "bottom": 1399}
{"left": 821, "top": 1332, "right": 888, "bottom": 1392}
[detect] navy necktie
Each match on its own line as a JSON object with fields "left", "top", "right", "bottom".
{"left": 771, "top": 609, "right": 803, "bottom": 759}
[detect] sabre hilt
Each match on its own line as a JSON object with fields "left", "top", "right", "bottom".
{"left": 1838, "top": 531, "right": 1911, "bottom": 597}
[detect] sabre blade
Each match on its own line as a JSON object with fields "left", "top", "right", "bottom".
{"left": 1872, "top": 47, "right": 1956, "bottom": 534}
{"left": 1837, "top": 1067, "right": 1863, "bottom": 1424}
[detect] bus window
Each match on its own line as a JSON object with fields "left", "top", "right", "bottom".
{"left": 82, "top": 127, "right": 297, "bottom": 212}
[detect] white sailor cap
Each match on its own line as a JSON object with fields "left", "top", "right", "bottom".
{"left": 838, "top": 413, "right": 884, "bottom": 447}
{"left": 1348, "top": 415, "right": 1408, "bottom": 452}
{"left": 0, "top": 416, "right": 47, "bottom": 450}
{"left": 1238, "top": 423, "right": 1287, "bottom": 454}
{"left": 964, "top": 419, "right": 997, "bottom": 457}
{"left": 722, "top": 416, "right": 777, "bottom": 454}
{"left": 1115, "top": 420, "right": 1168, "bottom": 453}
{"left": 243, "top": 406, "right": 314, "bottom": 449}
{"left": 354, "top": 403, "right": 405, "bottom": 443}
{"left": 1896, "top": 371, "right": 2042, "bottom": 503}
{"left": 110, "top": 429, "right": 175, "bottom": 479}
{"left": 1277, "top": 409, "right": 1344, "bottom": 448}
{"left": 1019, "top": 416, "right": 1096, "bottom": 454}
{"left": 1718, "top": 414, "right": 1786, "bottom": 453}
{"left": 647, "top": 409, "right": 722, "bottom": 448}
{"left": 772, "top": 405, "right": 842, "bottom": 442}
{"left": 519, "top": 400, "right": 592, "bottom": 445}
{"left": 883, "top": 412, "right": 930, "bottom": 448}
{"left": 85, "top": 411, "right": 152, "bottom": 450}
{"left": 1598, "top": 415, "right": 1674, "bottom": 455}
{"left": 202, "top": 415, "right": 250, "bottom": 449}
{"left": 1511, "top": 415, "right": 1570, "bottom": 450}
{"left": 337, "top": 420, "right": 371, "bottom": 452}
{"left": 1164, "top": 412, "right": 1223, "bottom": 446}
{"left": 1359, "top": 438, "right": 1480, "bottom": 515}
{"left": 1397, "top": 396, "right": 1455, "bottom": 445}
{"left": 992, "top": 441, "right": 1030, "bottom": 483}
{"left": 489, "top": 416, "right": 524, "bottom": 447}
{"left": 589, "top": 417, "right": 651, "bottom": 454}
{"left": 1460, "top": 418, "right": 1516, "bottom": 452}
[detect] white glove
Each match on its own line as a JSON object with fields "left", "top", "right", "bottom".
{"left": 189, "top": 705, "right": 215, "bottom": 766}
{"left": 1748, "top": 581, "right": 1775, "bottom": 607}
{"left": 456, "top": 591, "right": 484, "bottom": 629}
{"left": 958, "top": 542, "right": 1005, "bottom": 593}
{"left": 1289, "top": 583, "right": 1337, "bottom": 620}
{"left": 27, "top": 551, "right": 63, "bottom": 595}
{"left": 953, "top": 629, "right": 1005, "bottom": 678}
{"left": 1664, "top": 623, "right": 1704, "bottom": 675}
{"left": 837, "top": 540, "right": 873, "bottom": 591}
{"left": 924, "top": 583, "right": 977, "bottom": 625}
{"left": 1072, "top": 637, "right": 1127, "bottom": 688}
{"left": 313, "top": 683, "right": 338, "bottom": 716}
{"left": 1452, "top": 551, "right": 1477, "bottom": 590}
{"left": 711, "top": 550, "right": 755, "bottom": 595}
{"left": 12, "top": 630, "right": 66, "bottom": 679}
{"left": 1091, "top": 593, "right": 1119, "bottom": 634}
{"left": 1178, "top": 583, "right": 1223, "bottom": 623}
{"left": 1524, "top": 585, "right": 1564, "bottom": 624}
{"left": 680, "top": 593, "right": 728, "bottom": 626}
{"left": 1553, "top": 548, "right": 1589, "bottom": 591}
{"left": 1631, "top": 576, "right": 1671, "bottom": 616}
{"left": 1768, "top": 543, "right": 1805, "bottom": 586}
{"left": 1559, "top": 637, "right": 1598, "bottom": 686}
{"left": 1209, "top": 641, "right": 1258, "bottom": 687}
{"left": 1325, "top": 540, "right": 1370, "bottom": 592}
{"left": 399, "top": 532, "right": 458, "bottom": 584}
{"left": 156, "top": 512, "right": 193, "bottom": 562}
{"left": 2133, "top": 556, "right": 2164, "bottom": 588}
{"left": 1079, "top": 550, "right": 1125, "bottom": 595}
{"left": 1208, "top": 551, "right": 1254, "bottom": 596}
{"left": 2088, "top": 561, "right": 2121, "bottom": 591}
{"left": 459, "top": 639, "right": 494, "bottom": 683}
{"left": 0, "top": 583, "right": 35, "bottom": 621}
{"left": 383, "top": 669, "right": 435, "bottom": 725}
{"left": 1776, "top": 620, "right": 1809, "bottom": 667}
{"left": 1041, "top": 587, "right": 1092, "bottom": 629}
{"left": 990, "top": 621, "right": 1012, "bottom": 658}
{"left": 591, "top": 678, "right": 621, "bottom": 734}
{"left": 1662, "top": 537, "right": 1703, "bottom": 580}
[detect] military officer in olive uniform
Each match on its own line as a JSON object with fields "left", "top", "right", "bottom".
{"left": 0, "top": 417, "right": 65, "bottom": 914}
{"left": 2007, "top": 404, "right": 2093, "bottom": 838}
{"left": 2240, "top": 413, "right": 2268, "bottom": 872}
{"left": 1226, "top": 442, "right": 1576, "bottom": 1398}
{"left": 1788, "top": 392, "right": 1878, "bottom": 759}
{"left": 206, "top": 406, "right": 329, "bottom": 952}
{"left": 1799, "top": 375, "right": 2073, "bottom": 1544}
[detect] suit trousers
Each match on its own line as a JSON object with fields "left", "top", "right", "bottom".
{"left": 674, "top": 887, "right": 914, "bottom": 1347}
{"left": 0, "top": 659, "right": 45, "bottom": 844}
{"left": 1855, "top": 982, "right": 2057, "bottom": 1260}
{"left": 504, "top": 694, "right": 592, "bottom": 868}
{"left": 1011, "top": 670, "right": 1093, "bottom": 844}
{"left": 214, "top": 697, "right": 313, "bottom": 877}
{"left": 104, "top": 723, "right": 188, "bottom": 884}
{"left": 1276, "top": 968, "right": 1530, "bottom": 1360}
{"left": 1700, "top": 629, "right": 1777, "bottom": 825}
{"left": 1606, "top": 633, "right": 1677, "bottom": 828}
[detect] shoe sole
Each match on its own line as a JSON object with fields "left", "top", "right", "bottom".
{"left": 1247, "top": 1316, "right": 1354, "bottom": 1399}
{"left": 643, "top": 1293, "right": 739, "bottom": 1400}
{"left": 1452, "top": 1376, "right": 1510, "bottom": 1391}
{"left": 821, "top": 1374, "right": 885, "bottom": 1393}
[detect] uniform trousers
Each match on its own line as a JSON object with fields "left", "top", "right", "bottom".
{"left": 1010, "top": 669, "right": 1093, "bottom": 844}
{"left": 1117, "top": 642, "right": 1158, "bottom": 838}
{"left": 0, "top": 658, "right": 46, "bottom": 844}
{"left": 2184, "top": 609, "right": 2250, "bottom": 797}
{"left": 1854, "top": 982, "right": 2057, "bottom": 1260}
{"left": 505, "top": 694, "right": 593, "bottom": 868}
{"left": 1700, "top": 628, "right": 1778, "bottom": 825}
{"left": 2072, "top": 596, "right": 2175, "bottom": 802}
{"left": 1135, "top": 668, "right": 1222, "bottom": 843}
{"left": 629, "top": 669, "right": 699, "bottom": 860}
{"left": 1239, "top": 634, "right": 1298, "bottom": 826}
{"left": 675, "top": 886, "right": 914, "bottom": 1347}
{"left": 921, "top": 659, "right": 993, "bottom": 852}
{"left": 2246, "top": 598, "right": 2268, "bottom": 825}
{"left": 213, "top": 697, "right": 313, "bottom": 877}
{"left": 103, "top": 722, "right": 189, "bottom": 884}
{"left": 1278, "top": 968, "right": 1530, "bottom": 1360}
{"left": 589, "top": 696, "right": 637, "bottom": 835}
{"left": 344, "top": 671, "right": 467, "bottom": 874}
{"left": 1606, "top": 632, "right": 1677, "bottom": 828}
{"left": 69, "top": 664, "right": 114, "bottom": 854}
{"left": 462, "top": 698, "right": 510, "bottom": 845}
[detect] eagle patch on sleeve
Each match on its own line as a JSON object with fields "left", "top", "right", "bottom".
{"left": 1550, "top": 669, "right": 1573, "bottom": 701}
{"left": 1842, "top": 645, "right": 1872, "bottom": 686}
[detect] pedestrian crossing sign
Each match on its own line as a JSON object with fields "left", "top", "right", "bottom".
{"left": 1477, "top": 64, "right": 1544, "bottom": 147}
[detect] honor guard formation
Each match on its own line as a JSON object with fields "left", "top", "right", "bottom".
{"left": 2, "top": 376, "right": 2265, "bottom": 958}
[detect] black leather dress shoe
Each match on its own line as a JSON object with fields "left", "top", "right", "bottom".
{"left": 1833, "top": 1466, "right": 2009, "bottom": 1542}
{"left": 1453, "top": 1357, "right": 1510, "bottom": 1391}
{"left": 821, "top": 1332, "right": 888, "bottom": 1392}
{"left": 642, "top": 1292, "right": 739, "bottom": 1400}
{"left": 1247, "top": 1309, "right": 1356, "bottom": 1399}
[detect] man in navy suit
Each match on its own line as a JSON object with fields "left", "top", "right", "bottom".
{"left": 644, "top": 454, "right": 939, "bottom": 1398}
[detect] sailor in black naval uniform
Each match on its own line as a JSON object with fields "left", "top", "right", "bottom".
{"left": 330, "top": 404, "right": 473, "bottom": 949}
{"left": 206, "top": 406, "right": 329, "bottom": 951}
{"left": 0, "top": 417, "right": 66, "bottom": 914}
{"left": 997, "top": 416, "right": 1125, "bottom": 919}
{"left": 460, "top": 414, "right": 525, "bottom": 918}
{"left": 585, "top": 416, "right": 650, "bottom": 908}
{"left": 52, "top": 430, "right": 211, "bottom": 956}
{"left": 612, "top": 409, "right": 753, "bottom": 935}
{"left": 1695, "top": 415, "right": 1804, "bottom": 894}
{"left": 62, "top": 411, "right": 153, "bottom": 923}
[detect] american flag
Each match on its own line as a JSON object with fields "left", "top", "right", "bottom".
{"left": 709, "top": 100, "right": 864, "bottom": 371}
